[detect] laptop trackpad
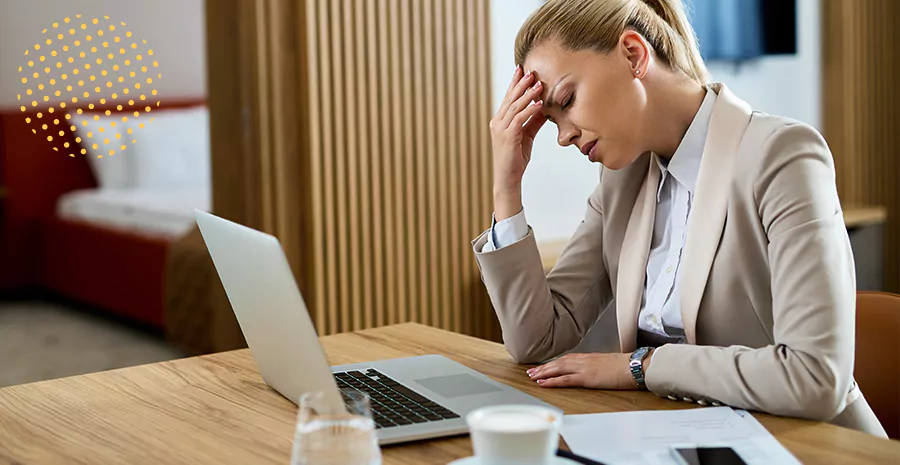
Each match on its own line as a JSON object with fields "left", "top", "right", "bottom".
{"left": 414, "top": 374, "right": 502, "bottom": 399}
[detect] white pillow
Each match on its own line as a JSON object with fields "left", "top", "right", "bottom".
{"left": 125, "top": 106, "right": 210, "bottom": 189}
{"left": 71, "top": 113, "right": 131, "bottom": 189}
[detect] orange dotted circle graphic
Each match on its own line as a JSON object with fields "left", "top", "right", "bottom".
{"left": 16, "top": 14, "right": 162, "bottom": 159}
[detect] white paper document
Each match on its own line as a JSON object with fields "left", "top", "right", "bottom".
{"left": 560, "top": 407, "right": 801, "bottom": 465}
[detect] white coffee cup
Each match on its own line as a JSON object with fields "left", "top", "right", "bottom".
{"left": 466, "top": 404, "right": 562, "bottom": 465}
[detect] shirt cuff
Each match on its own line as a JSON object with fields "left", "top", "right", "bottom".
{"left": 486, "top": 210, "right": 528, "bottom": 251}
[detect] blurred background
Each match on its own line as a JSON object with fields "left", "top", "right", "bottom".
{"left": 0, "top": 0, "right": 896, "bottom": 390}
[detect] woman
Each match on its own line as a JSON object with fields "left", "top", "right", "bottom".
{"left": 473, "top": 0, "right": 887, "bottom": 437}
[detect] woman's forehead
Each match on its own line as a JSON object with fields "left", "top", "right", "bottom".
{"left": 524, "top": 43, "right": 602, "bottom": 82}
{"left": 523, "top": 42, "right": 570, "bottom": 78}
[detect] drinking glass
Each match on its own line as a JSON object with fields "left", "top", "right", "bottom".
{"left": 290, "top": 390, "right": 382, "bottom": 465}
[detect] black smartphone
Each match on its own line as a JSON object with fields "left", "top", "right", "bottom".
{"left": 671, "top": 446, "right": 749, "bottom": 465}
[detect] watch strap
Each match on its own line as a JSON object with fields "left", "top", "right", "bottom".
{"left": 629, "top": 346, "right": 652, "bottom": 390}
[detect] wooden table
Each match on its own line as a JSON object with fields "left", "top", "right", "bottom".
{"left": 1, "top": 323, "right": 898, "bottom": 464}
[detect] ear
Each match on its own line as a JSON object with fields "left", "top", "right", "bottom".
{"left": 619, "top": 29, "right": 651, "bottom": 78}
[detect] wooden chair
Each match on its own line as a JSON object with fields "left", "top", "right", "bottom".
{"left": 855, "top": 291, "right": 900, "bottom": 438}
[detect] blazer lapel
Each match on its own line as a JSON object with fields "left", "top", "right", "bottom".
{"left": 616, "top": 155, "right": 659, "bottom": 353}
{"left": 680, "top": 83, "right": 753, "bottom": 343}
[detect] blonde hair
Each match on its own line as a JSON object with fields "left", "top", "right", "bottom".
{"left": 514, "top": 0, "right": 711, "bottom": 84}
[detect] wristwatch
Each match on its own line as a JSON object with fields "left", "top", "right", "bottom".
{"left": 629, "top": 346, "right": 653, "bottom": 390}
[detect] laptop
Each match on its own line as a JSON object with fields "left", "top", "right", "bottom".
{"left": 194, "top": 210, "right": 558, "bottom": 445}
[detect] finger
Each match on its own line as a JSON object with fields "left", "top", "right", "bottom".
{"left": 526, "top": 361, "right": 554, "bottom": 380}
{"left": 525, "top": 354, "right": 569, "bottom": 379}
{"left": 512, "top": 100, "right": 544, "bottom": 129}
{"left": 522, "top": 109, "right": 547, "bottom": 138}
{"left": 496, "top": 70, "right": 536, "bottom": 120}
{"left": 505, "top": 65, "right": 523, "bottom": 100}
{"left": 530, "top": 359, "right": 577, "bottom": 381}
{"left": 537, "top": 374, "right": 582, "bottom": 388}
{"left": 501, "top": 80, "right": 543, "bottom": 127}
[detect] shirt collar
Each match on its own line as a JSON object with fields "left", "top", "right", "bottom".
{"left": 654, "top": 88, "right": 717, "bottom": 197}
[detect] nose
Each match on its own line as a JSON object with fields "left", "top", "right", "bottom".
{"left": 557, "top": 122, "right": 579, "bottom": 147}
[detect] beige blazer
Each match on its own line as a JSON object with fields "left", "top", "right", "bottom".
{"left": 472, "top": 83, "right": 886, "bottom": 437}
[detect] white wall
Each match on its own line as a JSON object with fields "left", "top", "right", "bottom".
{"left": 0, "top": 0, "right": 206, "bottom": 109}
{"left": 490, "top": 0, "right": 822, "bottom": 243}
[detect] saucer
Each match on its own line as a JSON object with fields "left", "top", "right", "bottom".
{"left": 448, "top": 456, "right": 580, "bottom": 465}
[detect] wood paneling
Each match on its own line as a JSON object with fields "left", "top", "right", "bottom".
{"left": 209, "top": 1, "right": 498, "bottom": 340}
{"left": 304, "top": 0, "right": 497, "bottom": 337}
{"left": 823, "top": 0, "right": 900, "bottom": 293}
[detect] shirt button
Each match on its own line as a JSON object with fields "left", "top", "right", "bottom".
{"left": 697, "top": 399, "right": 708, "bottom": 406}
{"left": 682, "top": 397, "right": 694, "bottom": 403}
{"left": 667, "top": 395, "right": 678, "bottom": 401}
{"left": 666, "top": 266, "right": 674, "bottom": 273}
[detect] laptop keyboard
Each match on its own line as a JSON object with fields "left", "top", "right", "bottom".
{"left": 334, "top": 369, "right": 460, "bottom": 429}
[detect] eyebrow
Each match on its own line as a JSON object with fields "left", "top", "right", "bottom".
{"left": 544, "top": 73, "right": 571, "bottom": 109}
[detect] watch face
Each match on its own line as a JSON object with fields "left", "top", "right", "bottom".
{"left": 631, "top": 347, "right": 649, "bottom": 362}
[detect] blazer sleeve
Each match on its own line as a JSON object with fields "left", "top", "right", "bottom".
{"left": 645, "top": 123, "right": 856, "bottom": 422}
{"left": 472, "top": 177, "right": 614, "bottom": 364}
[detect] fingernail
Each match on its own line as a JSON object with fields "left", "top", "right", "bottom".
{"left": 515, "top": 64, "right": 521, "bottom": 73}
{"left": 525, "top": 70, "right": 532, "bottom": 78}
{"left": 537, "top": 379, "right": 544, "bottom": 385}
{"left": 532, "top": 81, "right": 542, "bottom": 89}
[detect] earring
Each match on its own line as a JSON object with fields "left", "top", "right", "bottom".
{"left": 635, "top": 69, "right": 641, "bottom": 76}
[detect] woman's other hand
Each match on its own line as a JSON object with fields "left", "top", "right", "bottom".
{"left": 526, "top": 352, "right": 648, "bottom": 390}
{"left": 490, "top": 66, "right": 547, "bottom": 221}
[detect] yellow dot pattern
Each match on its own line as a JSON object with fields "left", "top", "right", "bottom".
{"left": 16, "top": 15, "right": 161, "bottom": 159}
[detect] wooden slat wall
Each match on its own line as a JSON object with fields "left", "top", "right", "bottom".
{"left": 823, "top": 0, "right": 900, "bottom": 293}
{"left": 300, "top": 0, "right": 500, "bottom": 339}
{"left": 209, "top": 0, "right": 500, "bottom": 344}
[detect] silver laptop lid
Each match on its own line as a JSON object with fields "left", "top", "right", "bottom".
{"left": 194, "top": 210, "right": 345, "bottom": 414}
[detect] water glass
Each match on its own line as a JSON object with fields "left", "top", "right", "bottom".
{"left": 291, "top": 390, "right": 382, "bottom": 465}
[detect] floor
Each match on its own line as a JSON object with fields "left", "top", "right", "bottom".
{"left": 0, "top": 298, "right": 184, "bottom": 388}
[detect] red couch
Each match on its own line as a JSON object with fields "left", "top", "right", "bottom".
{"left": 0, "top": 99, "right": 204, "bottom": 328}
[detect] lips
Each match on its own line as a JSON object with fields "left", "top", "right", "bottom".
{"left": 580, "top": 140, "right": 597, "bottom": 160}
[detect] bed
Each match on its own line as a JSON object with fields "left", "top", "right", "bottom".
{"left": 0, "top": 99, "right": 208, "bottom": 328}
{"left": 40, "top": 187, "right": 210, "bottom": 327}
{"left": 57, "top": 188, "right": 210, "bottom": 239}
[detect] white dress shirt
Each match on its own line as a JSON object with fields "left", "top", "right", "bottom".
{"left": 483, "top": 89, "right": 717, "bottom": 339}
